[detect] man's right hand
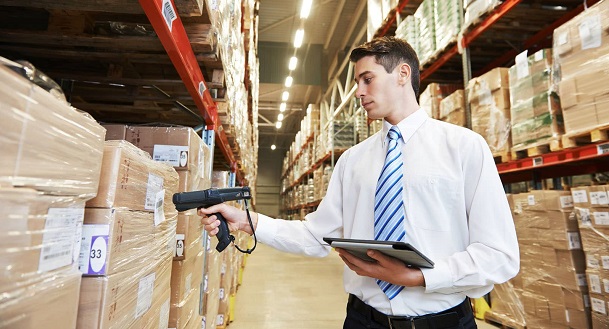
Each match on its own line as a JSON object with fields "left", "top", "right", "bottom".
{"left": 198, "top": 203, "right": 258, "bottom": 236}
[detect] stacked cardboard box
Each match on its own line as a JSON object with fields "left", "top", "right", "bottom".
{"left": 463, "top": 0, "right": 501, "bottom": 31}
{"left": 414, "top": 0, "right": 436, "bottom": 64}
{"left": 554, "top": 0, "right": 609, "bottom": 134}
{"left": 420, "top": 83, "right": 462, "bottom": 120}
{"left": 509, "top": 49, "right": 564, "bottom": 149}
{"left": 77, "top": 140, "right": 179, "bottom": 329}
{"left": 395, "top": 15, "right": 420, "bottom": 57}
{"left": 439, "top": 90, "right": 466, "bottom": 126}
{"left": 467, "top": 67, "right": 512, "bottom": 154}
{"left": 434, "top": 0, "right": 461, "bottom": 52}
{"left": 572, "top": 185, "right": 609, "bottom": 328}
{"left": 0, "top": 62, "right": 106, "bottom": 328}
{"left": 511, "top": 190, "right": 590, "bottom": 329}
{"left": 202, "top": 234, "right": 222, "bottom": 329}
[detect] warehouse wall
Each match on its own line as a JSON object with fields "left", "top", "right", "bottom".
{"left": 255, "top": 148, "right": 285, "bottom": 218}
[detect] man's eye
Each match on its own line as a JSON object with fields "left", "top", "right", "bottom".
{"left": 364, "top": 78, "right": 372, "bottom": 84}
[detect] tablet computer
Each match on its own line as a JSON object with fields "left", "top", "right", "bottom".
{"left": 323, "top": 237, "right": 434, "bottom": 268}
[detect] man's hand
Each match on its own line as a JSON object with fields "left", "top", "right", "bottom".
{"left": 198, "top": 203, "right": 258, "bottom": 236}
{"left": 335, "top": 248, "right": 425, "bottom": 287}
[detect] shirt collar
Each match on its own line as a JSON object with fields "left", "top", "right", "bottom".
{"left": 381, "top": 108, "right": 429, "bottom": 147}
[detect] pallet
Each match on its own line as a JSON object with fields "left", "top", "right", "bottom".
{"left": 511, "top": 139, "right": 562, "bottom": 159}
{"left": 484, "top": 310, "right": 526, "bottom": 329}
{"left": 493, "top": 150, "right": 512, "bottom": 164}
{"left": 562, "top": 124, "right": 609, "bottom": 149}
{"left": 462, "top": 3, "right": 502, "bottom": 34}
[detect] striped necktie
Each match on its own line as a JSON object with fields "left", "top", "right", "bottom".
{"left": 374, "top": 126, "right": 406, "bottom": 300}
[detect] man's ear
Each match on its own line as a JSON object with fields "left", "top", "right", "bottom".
{"left": 398, "top": 63, "right": 411, "bottom": 85}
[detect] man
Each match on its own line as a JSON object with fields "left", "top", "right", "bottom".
{"left": 199, "top": 36, "right": 519, "bottom": 329}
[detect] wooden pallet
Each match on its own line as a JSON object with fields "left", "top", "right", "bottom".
{"left": 462, "top": 3, "right": 503, "bottom": 34}
{"left": 511, "top": 139, "right": 562, "bottom": 159}
{"left": 484, "top": 310, "right": 526, "bottom": 329}
{"left": 493, "top": 150, "right": 512, "bottom": 164}
{"left": 562, "top": 124, "right": 609, "bottom": 149}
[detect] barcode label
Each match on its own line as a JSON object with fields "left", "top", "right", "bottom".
{"left": 567, "top": 232, "right": 581, "bottom": 250}
{"left": 602, "top": 256, "right": 609, "bottom": 270}
{"left": 594, "top": 212, "right": 609, "bottom": 226}
{"left": 162, "top": 0, "right": 177, "bottom": 31}
{"left": 560, "top": 196, "right": 574, "bottom": 208}
{"left": 154, "top": 189, "right": 165, "bottom": 226}
{"left": 199, "top": 81, "right": 207, "bottom": 97}
{"left": 589, "top": 256, "right": 600, "bottom": 269}
{"left": 153, "top": 145, "right": 189, "bottom": 167}
{"left": 579, "top": 14, "right": 602, "bottom": 50}
{"left": 136, "top": 273, "right": 156, "bottom": 318}
{"left": 145, "top": 174, "right": 164, "bottom": 211}
{"left": 572, "top": 190, "right": 588, "bottom": 203}
{"left": 39, "top": 208, "right": 84, "bottom": 272}
{"left": 598, "top": 143, "right": 609, "bottom": 155}
{"left": 592, "top": 297, "right": 606, "bottom": 314}
{"left": 532, "top": 157, "right": 543, "bottom": 167}
{"left": 527, "top": 195, "right": 535, "bottom": 206}
{"left": 589, "top": 274, "right": 602, "bottom": 293}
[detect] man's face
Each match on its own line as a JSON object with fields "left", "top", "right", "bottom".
{"left": 354, "top": 56, "right": 401, "bottom": 120}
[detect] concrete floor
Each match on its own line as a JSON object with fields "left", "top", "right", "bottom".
{"left": 228, "top": 244, "right": 498, "bottom": 329}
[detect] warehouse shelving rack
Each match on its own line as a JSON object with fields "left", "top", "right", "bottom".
{"left": 0, "top": 0, "right": 254, "bottom": 186}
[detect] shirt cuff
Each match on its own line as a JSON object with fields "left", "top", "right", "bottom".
{"left": 254, "top": 213, "right": 279, "bottom": 244}
{"left": 421, "top": 260, "right": 452, "bottom": 292}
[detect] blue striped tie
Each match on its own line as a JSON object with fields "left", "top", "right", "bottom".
{"left": 374, "top": 126, "right": 406, "bottom": 300}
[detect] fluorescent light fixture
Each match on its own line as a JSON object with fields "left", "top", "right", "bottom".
{"left": 282, "top": 91, "right": 289, "bottom": 101}
{"left": 280, "top": 103, "right": 287, "bottom": 112}
{"left": 271, "top": 144, "right": 276, "bottom": 150}
{"left": 288, "top": 57, "right": 298, "bottom": 70}
{"left": 300, "top": 0, "right": 313, "bottom": 18}
{"left": 276, "top": 121, "right": 282, "bottom": 129}
{"left": 278, "top": 113, "right": 284, "bottom": 121}
{"left": 285, "top": 76, "right": 293, "bottom": 88}
{"left": 294, "top": 29, "right": 304, "bottom": 48}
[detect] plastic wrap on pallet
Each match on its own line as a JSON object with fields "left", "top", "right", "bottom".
{"left": 463, "top": 0, "right": 501, "bottom": 32}
{"left": 467, "top": 67, "right": 511, "bottom": 154}
{"left": 77, "top": 254, "right": 172, "bottom": 329}
{"left": 508, "top": 191, "right": 592, "bottom": 329}
{"left": 0, "top": 188, "right": 86, "bottom": 294}
{"left": 415, "top": 0, "right": 436, "bottom": 65}
{"left": 553, "top": 0, "right": 609, "bottom": 136}
{"left": 171, "top": 248, "right": 204, "bottom": 306}
{"left": 0, "top": 62, "right": 105, "bottom": 197}
{"left": 420, "top": 83, "right": 461, "bottom": 120}
{"left": 488, "top": 280, "right": 526, "bottom": 328}
{"left": 508, "top": 49, "right": 564, "bottom": 149}
{"left": 203, "top": 242, "right": 222, "bottom": 329}
{"left": 0, "top": 269, "right": 82, "bottom": 329}
{"left": 434, "top": 0, "right": 462, "bottom": 52}
{"left": 439, "top": 90, "right": 466, "bottom": 127}
{"left": 86, "top": 140, "right": 179, "bottom": 216}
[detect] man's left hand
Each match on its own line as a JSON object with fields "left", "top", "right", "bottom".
{"left": 335, "top": 248, "right": 426, "bottom": 287}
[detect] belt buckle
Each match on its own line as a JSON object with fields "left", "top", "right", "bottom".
{"left": 386, "top": 315, "right": 415, "bottom": 329}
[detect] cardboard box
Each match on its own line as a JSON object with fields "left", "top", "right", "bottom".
{"left": 126, "top": 126, "right": 203, "bottom": 172}
{"left": 0, "top": 65, "right": 105, "bottom": 197}
{"left": 77, "top": 255, "right": 172, "bottom": 329}
{"left": 102, "top": 124, "right": 128, "bottom": 140}
{"left": 175, "top": 212, "right": 204, "bottom": 260}
{"left": 439, "top": 89, "right": 465, "bottom": 126}
{"left": 0, "top": 270, "right": 82, "bottom": 329}
{"left": 203, "top": 249, "right": 222, "bottom": 329}
{"left": 169, "top": 283, "right": 202, "bottom": 329}
{"left": 86, "top": 140, "right": 179, "bottom": 215}
{"left": 171, "top": 249, "right": 204, "bottom": 305}
{"left": 80, "top": 208, "right": 176, "bottom": 276}
{"left": 0, "top": 188, "right": 86, "bottom": 292}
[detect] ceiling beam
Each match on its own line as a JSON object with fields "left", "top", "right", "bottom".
{"left": 259, "top": 0, "right": 334, "bottom": 33}
{"left": 258, "top": 113, "right": 274, "bottom": 125}
{"left": 323, "top": 0, "right": 347, "bottom": 50}
{"left": 339, "top": 0, "right": 367, "bottom": 50}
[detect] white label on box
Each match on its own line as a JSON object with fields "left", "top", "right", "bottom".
{"left": 598, "top": 143, "right": 609, "bottom": 155}
{"left": 590, "top": 274, "right": 602, "bottom": 293}
{"left": 175, "top": 234, "right": 185, "bottom": 257}
{"left": 527, "top": 195, "right": 535, "bottom": 205}
{"left": 515, "top": 50, "right": 529, "bottom": 79}
{"left": 603, "top": 279, "right": 609, "bottom": 293}
{"left": 162, "top": 0, "right": 177, "bottom": 31}
{"left": 159, "top": 298, "right": 170, "bottom": 329}
{"left": 558, "top": 32, "right": 568, "bottom": 46}
{"left": 216, "top": 314, "right": 224, "bottom": 326}
{"left": 572, "top": 190, "right": 588, "bottom": 203}
{"left": 154, "top": 189, "right": 165, "bottom": 226}
{"left": 594, "top": 212, "right": 609, "bottom": 226}
{"left": 565, "top": 309, "right": 570, "bottom": 323}
{"left": 136, "top": 273, "right": 156, "bottom": 318}
{"left": 592, "top": 297, "right": 606, "bottom": 314}
{"left": 578, "top": 273, "right": 588, "bottom": 287}
{"left": 532, "top": 157, "right": 543, "bottom": 167}
{"left": 579, "top": 14, "right": 602, "bottom": 50}
{"left": 146, "top": 174, "right": 164, "bottom": 210}
{"left": 219, "top": 288, "right": 225, "bottom": 299}
{"left": 560, "top": 196, "right": 574, "bottom": 208}
{"left": 591, "top": 192, "right": 603, "bottom": 205}
{"left": 589, "top": 255, "right": 600, "bottom": 269}
{"left": 602, "top": 256, "right": 609, "bottom": 270}
{"left": 204, "top": 274, "right": 209, "bottom": 292}
{"left": 39, "top": 208, "right": 84, "bottom": 273}
{"left": 534, "top": 50, "right": 544, "bottom": 62}
{"left": 153, "top": 145, "right": 189, "bottom": 168}
{"left": 479, "top": 86, "right": 492, "bottom": 106}
{"left": 567, "top": 232, "right": 581, "bottom": 250}
{"left": 579, "top": 208, "right": 592, "bottom": 226}
{"left": 598, "top": 191, "right": 609, "bottom": 205}
{"left": 198, "top": 81, "right": 207, "bottom": 97}
{"left": 185, "top": 273, "right": 192, "bottom": 298}
{"left": 79, "top": 224, "right": 110, "bottom": 275}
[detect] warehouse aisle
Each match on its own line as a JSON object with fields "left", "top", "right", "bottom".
{"left": 228, "top": 243, "right": 498, "bottom": 329}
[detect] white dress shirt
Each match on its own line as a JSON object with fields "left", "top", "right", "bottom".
{"left": 255, "top": 109, "right": 520, "bottom": 316}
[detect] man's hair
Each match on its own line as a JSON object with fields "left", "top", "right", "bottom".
{"left": 349, "top": 36, "right": 420, "bottom": 98}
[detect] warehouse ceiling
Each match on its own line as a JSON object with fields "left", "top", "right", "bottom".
{"left": 256, "top": 0, "right": 368, "bottom": 153}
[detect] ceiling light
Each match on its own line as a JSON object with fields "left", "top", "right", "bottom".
{"left": 271, "top": 144, "right": 276, "bottom": 150}
{"left": 280, "top": 103, "right": 287, "bottom": 112}
{"left": 282, "top": 91, "right": 289, "bottom": 101}
{"left": 300, "top": 0, "right": 313, "bottom": 18}
{"left": 278, "top": 113, "right": 284, "bottom": 121}
{"left": 276, "top": 121, "right": 282, "bottom": 129}
{"left": 285, "top": 76, "right": 293, "bottom": 88}
{"left": 288, "top": 57, "right": 298, "bottom": 71}
{"left": 294, "top": 29, "right": 304, "bottom": 48}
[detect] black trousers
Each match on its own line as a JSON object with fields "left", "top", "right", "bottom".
{"left": 343, "top": 301, "right": 477, "bottom": 329}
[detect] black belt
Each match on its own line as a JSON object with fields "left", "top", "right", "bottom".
{"left": 347, "top": 294, "right": 471, "bottom": 329}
